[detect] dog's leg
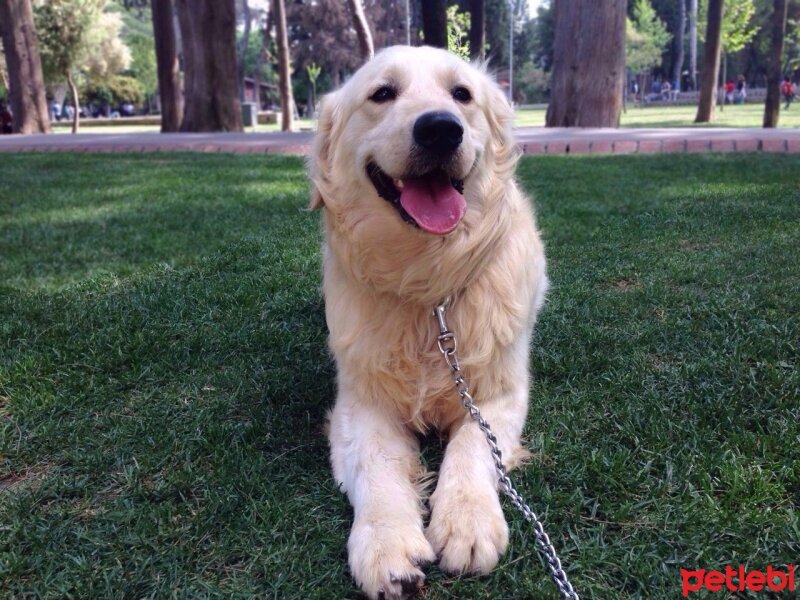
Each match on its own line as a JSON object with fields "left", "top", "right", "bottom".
{"left": 425, "top": 382, "right": 529, "bottom": 575}
{"left": 329, "top": 386, "right": 436, "bottom": 600}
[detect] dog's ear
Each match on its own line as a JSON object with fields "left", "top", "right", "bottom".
{"left": 482, "top": 78, "right": 519, "bottom": 176}
{"left": 308, "top": 90, "right": 342, "bottom": 210}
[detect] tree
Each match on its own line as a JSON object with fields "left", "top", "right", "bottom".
{"left": 672, "top": 0, "right": 686, "bottom": 89}
{"left": 362, "top": 1, "right": 410, "bottom": 51}
{"left": 306, "top": 62, "right": 320, "bottom": 114}
{"left": 346, "top": 0, "right": 374, "bottom": 61}
{"left": 532, "top": 0, "right": 555, "bottom": 71}
{"left": 763, "top": 0, "right": 788, "bottom": 126}
{"left": 116, "top": 0, "right": 180, "bottom": 129}
{"left": 238, "top": 0, "right": 253, "bottom": 102}
{"left": 690, "top": 0, "right": 699, "bottom": 89}
{"left": 125, "top": 30, "right": 157, "bottom": 108}
{"left": 694, "top": 0, "right": 723, "bottom": 122}
{"left": 288, "top": 0, "right": 359, "bottom": 90}
{"left": 273, "top": 0, "right": 293, "bottom": 131}
{"left": 447, "top": 4, "right": 471, "bottom": 60}
{"left": 0, "top": 0, "right": 51, "bottom": 133}
{"left": 485, "top": 0, "right": 510, "bottom": 65}
{"left": 546, "top": 0, "right": 627, "bottom": 127}
{"left": 697, "top": 0, "right": 756, "bottom": 110}
{"left": 175, "top": 0, "right": 242, "bottom": 132}
{"left": 150, "top": 0, "right": 181, "bottom": 131}
{"left": 35, "top": 0, "right": 111, "bottom": 134}
{"left": 422, "top": 0, "right": 447, "bottom": 48}
{"left": 627, "top": 0, "right": 672, "bottom": 101}
{"left": 254, "top": 6, "right": 273, "bottom": 110}
{"left": 469, "top": 0, "right": 485, "bottom": 60}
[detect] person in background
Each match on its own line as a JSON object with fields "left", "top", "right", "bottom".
{"left": 0, "top": 100, "right": 13, "bottom": 134}
{"left": 660, "top": 79, "right": 672, "bottom": 101}
{"left": 725, "top": 80, "right": 735, "bottom": 104}
{"left": 735, "top": 74, "right": 747, "bottom": 104}
{"left": 782, "top": 76, "right": 796, "bottom": 110}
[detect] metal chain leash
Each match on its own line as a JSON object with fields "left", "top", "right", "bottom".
{"left": 433, "top": 300, "right": 580, "bottom": 600}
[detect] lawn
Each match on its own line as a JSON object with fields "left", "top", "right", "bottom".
{"left": 49, "top": 103, "right": 800, "bottom": 135}
{"left": 51, "top": 119, "right": 316, "bottom": 135}
{"left": 516, "top": 102, "right": 800, "bottom": 128}
{"left": 1, "top": 153, "right": 798, "bottom": 599}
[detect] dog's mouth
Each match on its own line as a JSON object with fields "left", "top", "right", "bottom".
{"left": 367, "top": 162, "right": 466, "bottom": 235}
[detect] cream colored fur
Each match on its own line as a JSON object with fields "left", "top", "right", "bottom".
{"left": 308, "top": 46, "right": 548, "bottom": 600}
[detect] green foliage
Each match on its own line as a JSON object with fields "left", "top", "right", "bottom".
{"left": 514, "top": 63, "right": 549, "bottom": 103}
{"left": 447, "top": 4, "right": 471, "bottom": 60}
{"left": 306, "top": 63, "right": 321, "bottom": 86}
{"left": 82, "top": 76, "right": 143, "bottom": 110}
{"left": 108, "top": 74, "right": 144, "bottom": 104}
{"left": 722, "top": 0, "right": 759, "bottom": 52}
{"left": 700, "top": 0, "right": 759, "bottom": 52}
{"left": 237, "top": 30, "right": 274, "bottom": 85}
{"left": 484, "top": 0, "right": 510, "bottom": 65}
{"left": 532, "top": 1, "right": 555, "bottom": 71}
{"left": 35, "top": 0, "right": 105, "bottom": 81}
{"left": 784, "top": 18, "right": 800, "bottom": 73}
{"left": 627, "top": 0, "right": 672, "bottom": 74}
{"left": 125, "top": 34, "right": 156, "bottom": 96}
{"left": 34, "top": 0, "right": 130, "bottom": 89}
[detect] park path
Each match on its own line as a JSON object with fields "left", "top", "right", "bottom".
{"left": 0, "top": 127, "right": 799, "bottom": 155}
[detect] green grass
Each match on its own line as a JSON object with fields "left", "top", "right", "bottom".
{"left": 51, "top": 119, "right": 316, "bottom": 135}
{"left": 49, "top": 103, "right": 800, "bottom": 135}
{"left": 516, "top": 102, "right": 800, "bottom": 128}
{"left": 1, "top": 153, "right": 798, "bottom": 599}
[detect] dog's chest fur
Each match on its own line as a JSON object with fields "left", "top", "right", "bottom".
{"left": 325, "top": 276, "right": 529, "bottom": 432}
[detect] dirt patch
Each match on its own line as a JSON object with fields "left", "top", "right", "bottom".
{"left": 679, "top": 239, "right": 717, "bottom": 252}
{"left": 610, "top": 276, "right": 641, "bottom": 291}
{"left": 0, "top": 463, "right": 51, "bottom": 493}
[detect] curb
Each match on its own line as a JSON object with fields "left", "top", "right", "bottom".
{"left": 1, "top": 129, "right": 799, "bottom": 156}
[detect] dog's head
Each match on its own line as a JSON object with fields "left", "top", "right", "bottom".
{"left": 309, "top": 46, "right": 517, "bottom": 237}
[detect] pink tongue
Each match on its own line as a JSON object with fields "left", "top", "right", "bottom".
{"left": 399, "top": 172, "right": 466, "bottom": 235}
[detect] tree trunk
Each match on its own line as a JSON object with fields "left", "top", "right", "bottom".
{"left": 469, "top": 0, "right": 485, "bottom": 61}
{"left": 672, "top": 0, "right": 686, "bottom": 91}
{"left": 689, "top": 0, "right": 698, "bottom": 90}
{"left": 151, "top": 0, "right": 182, "bottom": 132}
{"left": 346, "top": 0, "right": 374, "bottom": 61}
{"left": 421, "top": 0, "right": 447, "bottom": 48}
{"left": 253, "top": 8, "right": 272, "bottom": 111}
{"left": 763, "top": 0, "right": 788, "bottom": 128}
{"left": 238, "top": 0, "right": 252, "bottom": 102}
{"left": 545, "top": 0, "right": 626, "bottom": 128}
{"left": 66, "top": 70, "right": 80, "bottom": 134}
{"left": 0, "top": 0, "right": 51, "bottom": 134}
{"left": 175, "top": 0, "right": 242, "bottom": 132}
{"left": 694, "top": 0, "right": 724, "bottom": 123}
{"left": 719, "top": 50, "right": 726, "bottom": 112}
{"left": 273, "top": 0, "right": 293, "bottom": 131}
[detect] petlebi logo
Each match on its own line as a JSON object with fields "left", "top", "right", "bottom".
{"left": 681, "top": 565, "right": 797, "bottom": 597}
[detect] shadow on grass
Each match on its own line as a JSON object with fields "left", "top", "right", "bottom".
{"left": 1, "top": 154, "right": 359, "bottom": 597}
{"left": 0, "top": 153, "right": 311, "bottom": 291}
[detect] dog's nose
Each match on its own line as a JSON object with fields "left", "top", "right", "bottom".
{"left": 413, "top": 111, "right": 463, "bottom": 156}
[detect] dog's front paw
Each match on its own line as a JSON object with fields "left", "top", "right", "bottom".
{"left": 348, "top": 518, "right": 436, "bottom": 599}
{"left": 425, "top": 485, "right": 509, "bottom": 574}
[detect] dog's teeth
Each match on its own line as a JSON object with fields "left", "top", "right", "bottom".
{"left": 394, "top": 179, "right": 404, "bottom": 190}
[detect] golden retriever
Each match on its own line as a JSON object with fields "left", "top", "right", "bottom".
{"left": 308, "top": 46, "right": 548, "bottom": 599}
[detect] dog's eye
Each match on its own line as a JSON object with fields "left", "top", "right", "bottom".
{"left": 452, "top": 86, "right": 472, "bottom": 103}
{"left": 369, "top": 86, "right": 397, "bottom": 103}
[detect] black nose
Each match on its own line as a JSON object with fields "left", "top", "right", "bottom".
{"left": 412, "top": 111, "right": 463, "bottom": 156}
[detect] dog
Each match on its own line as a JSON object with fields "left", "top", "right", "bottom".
{"left": 308, "top": 46, "right": 548, "bottom": 599}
